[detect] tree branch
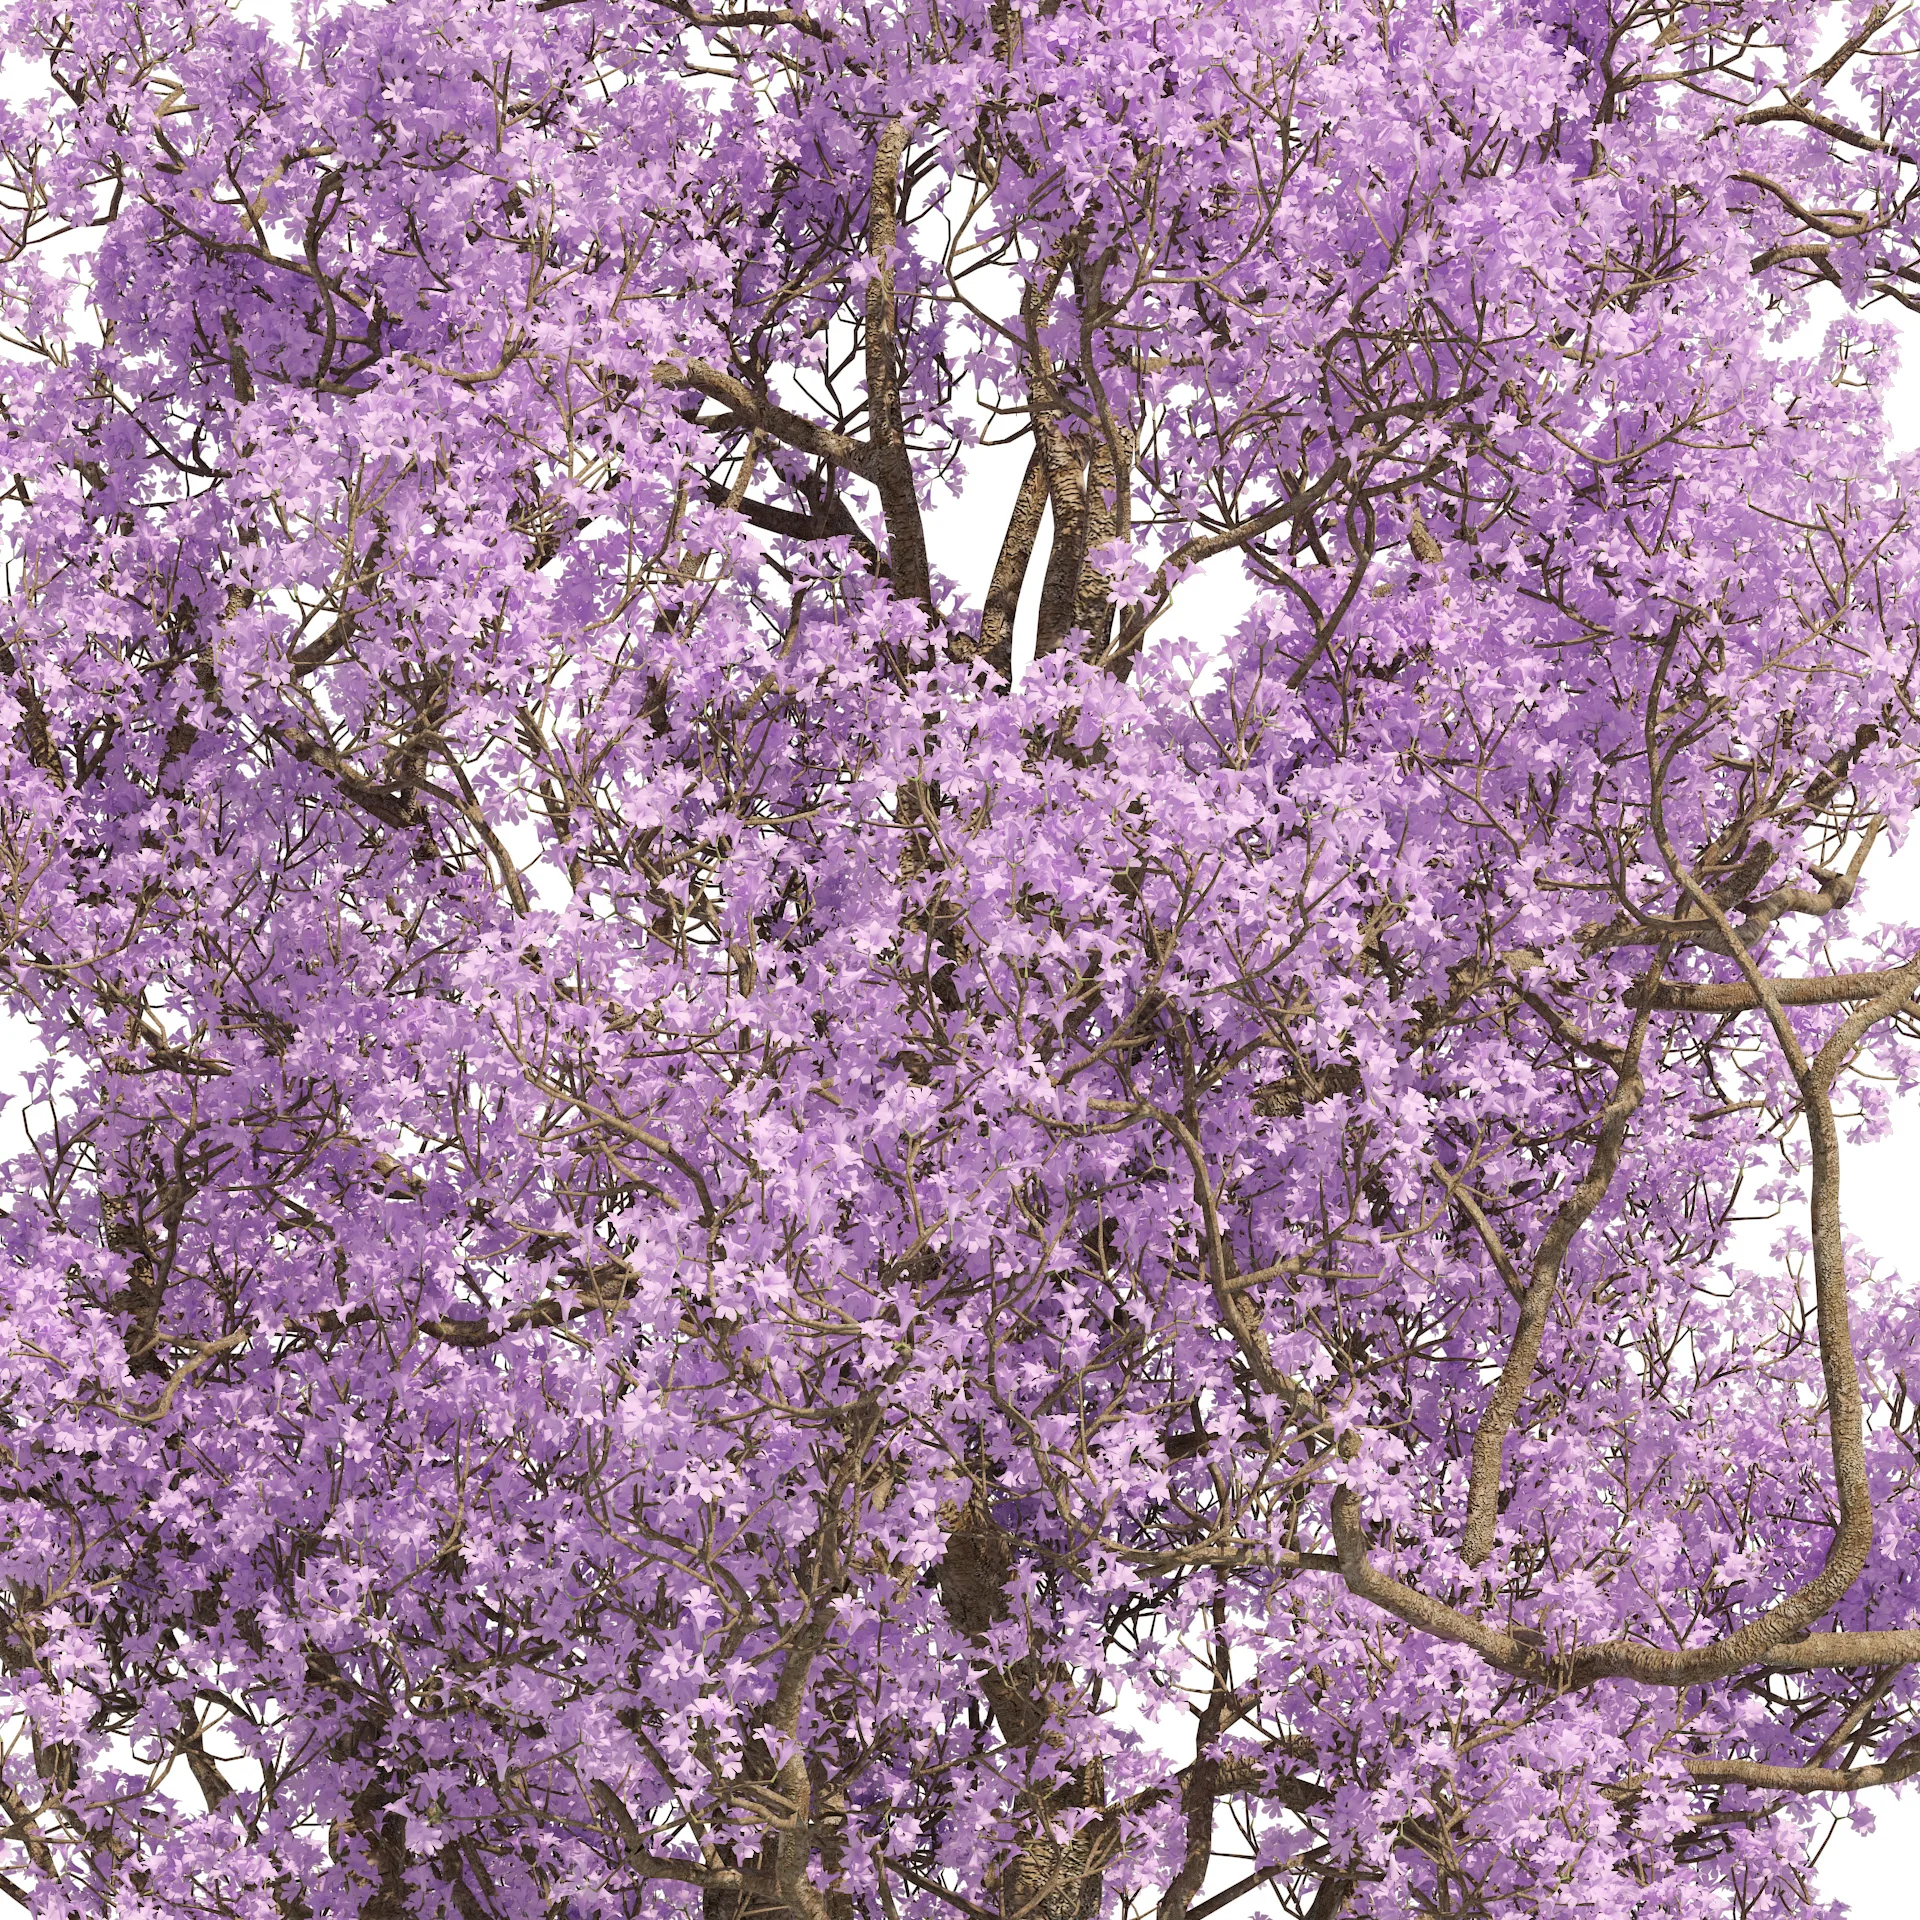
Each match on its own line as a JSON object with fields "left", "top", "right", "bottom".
{"left": 863, "top": 117, "right": 931, "bottom": 613}
{"left": 655, "top": 360, "right": 876, "bottom": 478}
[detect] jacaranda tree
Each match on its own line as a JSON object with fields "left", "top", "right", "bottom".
{"left": 3, "top": 0, "right": 1920, "bottom": 1914}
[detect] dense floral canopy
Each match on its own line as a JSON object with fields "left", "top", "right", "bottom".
{"left": 2, "top": 0, "right": 1920, "bottom": 1916}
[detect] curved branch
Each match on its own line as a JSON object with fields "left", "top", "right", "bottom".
{"left": 654, "top": 359, "right": 876, "bottom": 478}
{"left": 1462, "top": 970, "right": 1661, "bottom": 1566}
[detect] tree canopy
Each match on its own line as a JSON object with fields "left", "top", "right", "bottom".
{"left": 1, "top": 1, "right": 1920, "bottom": 1916}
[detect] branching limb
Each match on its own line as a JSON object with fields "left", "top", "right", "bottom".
{"left": 655, "top": 360, "right": 876, "bottom": 478}
{"left": 1461, "top": 964, "right": 1664, "bottom": 1565}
